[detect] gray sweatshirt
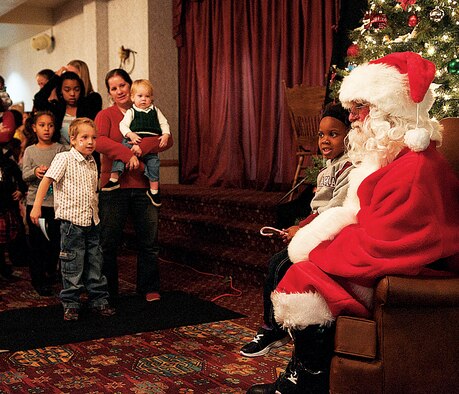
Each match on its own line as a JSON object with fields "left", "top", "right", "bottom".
{"left": 22, "top": 143, "right": 66, "bottom": 207}
{"left": 311, "top": 153, "right": 353, "bottom": 214}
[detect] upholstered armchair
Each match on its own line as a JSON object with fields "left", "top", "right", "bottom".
{"left": 329, "top": 118, "right": 459, "bottom": 393}
{"left": 329, "top": 273, "right": 459, "bottom": 393}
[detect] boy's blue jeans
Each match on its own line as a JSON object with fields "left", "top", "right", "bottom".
{"left": 59, "top": 220, "right": 110, "bottom": 309}
{"left": 111, "top": 139, "right": 160, "bottom": 182}
{"left": 264, "top": 248, "right": 292, "bottom": 330}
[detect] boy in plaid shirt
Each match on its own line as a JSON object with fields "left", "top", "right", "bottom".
{"left": 31, "top": 118, "right": 115, "bottom": 321}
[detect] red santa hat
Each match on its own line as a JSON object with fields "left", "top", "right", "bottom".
{"left": 339, "top": 51, "right": 441, "bottom": 152}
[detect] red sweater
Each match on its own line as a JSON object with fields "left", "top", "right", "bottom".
{"left": 277, "top": 144, "right": 459, "bottom": 318}
{"left": 95, "top": 105, "right": 173, "bottom": 188}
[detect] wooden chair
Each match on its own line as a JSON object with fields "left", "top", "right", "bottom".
{"left": 282, "top": 81, "right": 326, "bottom": 201}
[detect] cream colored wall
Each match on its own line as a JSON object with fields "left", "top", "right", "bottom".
{"left": 0, "top": 0, "right": 179, "bottom": 183}
{"left": 107, "top": 0, "right": 149, "bottom": 77}
{"left": 0, "top": 1, "right": 85, "bottom": 111}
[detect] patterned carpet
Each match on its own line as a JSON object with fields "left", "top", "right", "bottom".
{"left": 0, "top": 249, "right": 291, "bottom": 393}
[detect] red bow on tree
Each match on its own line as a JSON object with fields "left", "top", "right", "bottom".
{"left": 396, "top": 0, "right": 416, "bottom": 11}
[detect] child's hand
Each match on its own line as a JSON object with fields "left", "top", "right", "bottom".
{"left": 12, "top": 190, "right": 23, "bottom": 201}
{"left": 30, "top": 207, "right": 41, "bottom": 226}
{"left": 131, "top": 144, "right": 142, "bottom": 157}
{"left": 35, "top": 165, "right": 48, "bottom": 179}
{"left": 126, "top": 132, "right": 142, "bottom": 144}
{"left": 159, "top": 134, "right": 170, "bottom": 148}
{"left": 282, "top": 225, "right": 300, "bottom": 243}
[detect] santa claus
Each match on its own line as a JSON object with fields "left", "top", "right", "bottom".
{"left": 247, "top": 51, "right": 459, "bottom": 394}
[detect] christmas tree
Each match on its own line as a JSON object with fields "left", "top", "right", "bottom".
{"left": 330, "top": 0, "right": 459, "bottom": 119}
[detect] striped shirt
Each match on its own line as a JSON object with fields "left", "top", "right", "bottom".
{"left": 46, "top": 148, "right": 99, "bottom": 226}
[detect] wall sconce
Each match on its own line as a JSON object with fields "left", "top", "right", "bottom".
{"left": 118, "top": 45, "right": 137, "bottom": 74}
{"left": 31, "top": 34, "right": 55, "bottom": 51}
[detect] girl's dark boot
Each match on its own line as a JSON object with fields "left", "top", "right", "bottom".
{"left": 246, "top": 324, "right": 335, "bottom": 394}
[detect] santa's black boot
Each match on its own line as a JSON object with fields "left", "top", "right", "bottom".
{"left": 246, "top": 324, "right": 335, "bottom": 394}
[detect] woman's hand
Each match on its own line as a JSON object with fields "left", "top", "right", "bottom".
{"left": 131, "top": 144, "right": 142, "bottom": 157}
{"left": 0, "top": 123, "right": 10, "bottom": 133}
{"left": 55, "top": 66, "right": 68, "bottom": 76}
{"left": 12, "top": 190, "right": 23, "bottom": 201}
{"left": 126, "top": 155, "right": 139, "bottom": 170}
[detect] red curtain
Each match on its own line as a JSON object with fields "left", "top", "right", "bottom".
{"left": 174, "top": 0, "right": 339, "bottom": 190}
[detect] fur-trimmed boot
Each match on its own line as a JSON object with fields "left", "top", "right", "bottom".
{"left": 246, "top": 324, "right": 335, "bottom": 394}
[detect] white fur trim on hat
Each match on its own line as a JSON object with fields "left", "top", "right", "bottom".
{"left": 339, "top": 62, "right": 434, "bottom": 121}
{"left": 404, "top": 127, "right": 431, "bottom": 152}
{"left": 272, "top": 291, "right": 335, "bottom": 330}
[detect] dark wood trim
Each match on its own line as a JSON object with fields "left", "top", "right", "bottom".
{"left": 161, "top": 159, "right": 179, "bottom": 167}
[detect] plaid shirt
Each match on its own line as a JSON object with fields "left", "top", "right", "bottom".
{"left": 46, "top": 148, "right": 99, "bottom": 226}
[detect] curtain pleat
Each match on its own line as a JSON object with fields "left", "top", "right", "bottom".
{"left": 175, "top": 0, "right": 338, "bottom": 190}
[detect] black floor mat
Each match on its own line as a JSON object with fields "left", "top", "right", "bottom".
{"left": 0, "top": 291, "right": 244, "bottom": 352}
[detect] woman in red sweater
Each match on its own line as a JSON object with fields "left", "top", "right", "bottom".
{"left": 95, "top": 69, "right": 173, "bottom": 302}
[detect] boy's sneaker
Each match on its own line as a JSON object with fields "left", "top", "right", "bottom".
{"left": 64, "top": 308, "right": 79, "bottom": 321}
{"left": 240, "top": 327, "right": 290, "bottom": 357}
{"left": 91, "top": 304, "right": 116, "bottom": 317}
{"left": 146, "top": 190, "right": 162, "bottom": 207}
{"left": 146, "top": 292, "right": 161, "bottom": 302}
{"left": 101, "top": 180, "right": 120, "bottom": 191}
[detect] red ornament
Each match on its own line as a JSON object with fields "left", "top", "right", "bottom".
{"left": 347, "top": 44, "right": 360, "bottom": 58}
{"left": 365, "top": 11, "right": 388, "bottom": 30}
{"left": 363, "top": 11, "right": 373, "bottom": 29}
{"left": 396, "top": 0, "right": 417, "bottom": 11}
{"left": 363, "top": 11, "right": 388, "bottom": 30}
{"left": 408, "top": 14, "right": 418, "bottom": 27}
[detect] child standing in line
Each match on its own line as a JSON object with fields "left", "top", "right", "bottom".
{"left": 22, "top": 111, "right": 66, "bottom": 296}
{"left": 101, "top": 79, "right": 171, "bottom": 207}
{"left": 0, "top": 129, "right": 27, "bottom": 279}
{"left": 30, "top": 118, "right": 115, "bottom": 321}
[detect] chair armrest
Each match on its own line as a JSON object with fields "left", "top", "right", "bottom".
{"left": 334, "top": 316, "right": 376, "bottom": 359}
{"left": 375, "top": 275, "right": 459, "bottom": 307}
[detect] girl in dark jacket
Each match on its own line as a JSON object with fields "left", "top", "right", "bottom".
{"left": 33, "top": 70, "right": 102, "bottom": 149}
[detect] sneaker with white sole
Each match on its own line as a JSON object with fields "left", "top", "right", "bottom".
{"left": 63, "top": 307, "right": 79, "bottom": 321}
{"left": 146, "top": 190, "right": 162, "bottom": 207}
{"left": 240, "top": 327, "right": 290, "bottom": 357}
{"left": 101, "top": 180, "right": 120, "bottom": 191}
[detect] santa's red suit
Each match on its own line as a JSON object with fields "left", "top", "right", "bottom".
{"left": 272, "top": 142, "right": 459, "bottom": 329}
